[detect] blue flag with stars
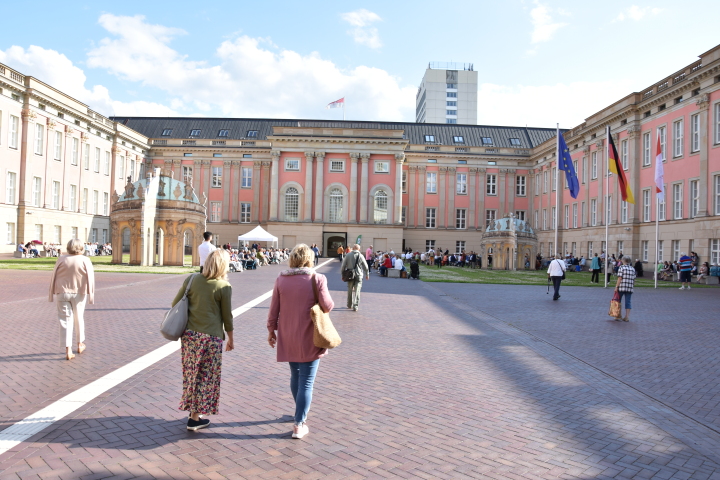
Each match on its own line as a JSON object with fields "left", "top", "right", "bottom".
{"left": 557, "top": 133, "right": 579, "bottom": 199}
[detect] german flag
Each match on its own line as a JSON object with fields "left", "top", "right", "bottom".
{"left": 607, "top": 134, "right": 635, "bottom": 204}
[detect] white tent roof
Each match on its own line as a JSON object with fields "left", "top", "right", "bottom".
{"left": 237, "top": 226, "right": 278, "bottom": 242}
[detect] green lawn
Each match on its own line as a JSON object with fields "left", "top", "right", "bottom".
{"left": 0, "top": 255, "right": 197, "bottom": 274}
{"left": 418, "top": 264, "right": 714, "bottom": 288}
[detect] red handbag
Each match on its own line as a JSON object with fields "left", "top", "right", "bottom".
{"left": 608, "top": 291, "right": 621, "bottom": 318}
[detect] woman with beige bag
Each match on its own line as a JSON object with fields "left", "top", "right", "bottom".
{"left": 267, "top": 244, "right": 335, "bottom": 439}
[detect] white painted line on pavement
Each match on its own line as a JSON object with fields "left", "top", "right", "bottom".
{"left": 0, "top": 258, "right": 336, "bottom": 456}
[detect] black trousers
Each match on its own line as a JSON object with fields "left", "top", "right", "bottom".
{"left": 591, "top": 269, "right": 600, "bottom": 283}
{"left": 551, "top": 276, "right": 562, "bottom": 299}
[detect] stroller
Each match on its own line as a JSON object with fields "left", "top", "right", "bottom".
{"left": 409, "top": 260, "right": 420, "bottom": 280}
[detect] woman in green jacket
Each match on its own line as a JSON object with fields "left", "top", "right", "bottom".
{"left": 172, "top": 249, "right": 234, "bottom": 431}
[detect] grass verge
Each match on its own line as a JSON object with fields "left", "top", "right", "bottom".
{"left": 0, "top": 255, "right": 197, "bottom": 274}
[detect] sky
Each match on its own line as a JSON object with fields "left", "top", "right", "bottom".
{"left": 0, "top": 0, "right": 717, "bottom": 129}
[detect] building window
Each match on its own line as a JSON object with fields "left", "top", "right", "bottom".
{"left": 92, "top": 190, "right": 98, "bottom": 215}
{"left": 426, "top": 208, "right": 436, "bottom": 228}
{"left": 36, "top": 225, "right": 43, "bottom": 242}
{"left": 456, "top": 173, "right": 467, "bottom": 194}
{"left": 581, "top": 202, "right": 586, "bottom": 226}
{"left": 285, "top": 158, "right": 300, "bottom": 171}
{"left": 91, "top": 228, "right": 97, "bottom": 243}
{"left": 552, "top": 206, "right": 556, "bottom": 229}
{"left": 447, "top": 83, "right": 456, "bottom": 89}
{"left": 83, "top": 144, "right": 89, "bottom": 170}
{"left": 9, "top": 115, "right": 19, "bottom": 149}
{"left": 715, "top": 175, "right": 720, "bottom": 215}
{"left": 6, "top": 172, "right": 16, "bottom": 204}
{"left": 515, "top": 210, "right": 526, "bottom": 221}
{"left": 543, "top": 209, "right": 547, "bottom": 230}
{"left": 641, "top": 240, "right": 648, "bottom": 262}
{"left": 588, "top": 241, "right": 594, "bottom": 258}
{"left": 453, "top": 136, "right": 464, "bottom": 143}
{"left": 82, "top": 189, "right": 88, "bottom": 213}
{"left": 104, "top": 151, "right": 110, "bottom": 175}
{"left": 34, "top": 124, "right": 44, "bottom": 155}
{"left": 427, "top": 172, "right": 437, "bottom": 193}
{"left": 658, "top": 191, "right": 666, "bottom": 221}
{"left": 424, "top": 135, "right": 435, "bottom": 143}
{"left": 551, "top": 167, "right": 557, "bottom": 191}
{"left": 54, "top": 131, "right": 62, "bottom": 160}
{"left": 447, "top": 92, "right": 457, "bottom": 98}
{"left": 572, "top": 203, "right": 578, "bottom": 228}
{"left": 218, "top": 129, "right": 229, "bottom": 137}
{"left": 621, "top": 139, "right": 628, "bottom": 170}
{"left": 691, "top": 114, "right": 700, "bottom": 152}
{"left": 486, "top": 174, "right": 497, "bottom": 195}
{"left": 161, "top": 129, "right": 172, "bottom": 136}
{"left": 402, "top": 206, "right": 407, "bottom": 225}
{"left": 242, "top": 167, "right": 252, "bottom": 188}
{"left": 285, "top": 187, "right": 299, "bottom": 222}
{"left": 374, "top": 190, "right": 388, "bottom": 224}
{"left": 69, "top": 185, "right": 77, "bottom": 211}
{"left": 102, "top": 229, "right": 108, "bottom": 243}
{"left": 642, "top": 132, "right": 651, "bottom": 166}
{"left": 129, "top": 160, "right": 135, "bottom": 181}
{"left": 212, "top": 167, "right": 222, "bottom": 187}
{"left": 690, "top": 180, "right": 699, "bottom": 217}
{"left": 672, "top": 240, "right": 680, "bottom": 261}
{"left": 564, "top": 205, "right": 569, "bottom": 229}
{"left": 6, "top": 222, "right": 15, "bottom": 244}
{"left": 103, "top": 192, "right": 109, "bottom": 216}
{"left": 446, "top": 110, "right": 457, "bottom": 116}
{"left": 658, "top": 126, "right": 666, "bottom": 161}
{"left": 509, "top": 138, "right": 521, "bottom": 146}
{"left": 621, "top": 201, "right": 628, "bottom": 224}
{"left": 715, "top": 103, "right": 720, "bottom": 144}
{"left": 516, "top": 175, "right": 526, "bottom": 196}
{"left": 240, "top": 203, "right": 251, "bottom": 223}
{"left": 643, "top": 189, "right": 651, "bottom": 222}
{"left": 374, "top": 161, "right": 389, "bottom": 173}
{"left": 456, "top": 209, "right": 466, "bottom": 229}
{"left": 329, "top": 160, "right": 344, "bottom": 172}
{"left": 455, "top": 241, "right": 466, "bottom": 253}
{"left": 617, "top": 240, "right": 624, "bottom": 255}
{"left": 543, "top": 171, "right": 548, "bottom": 193}
{"left": 591, "top": 199, "right": 597, "bottom": 226}
{"left": 591, "top": 152, "right": 598, "bottom": 179}
{"left": 52, "top": 181, "right": 60, "bottom": 209}
{"left": 94, "top": 147, "right": 100, "bottom": 172}
{"left": 534, "top": 211, "right": 538, "bottom": 229}
{"left": 535, "top": 174, "right": 540, "bottom": 194}
{"left": 190, "top": 129, "right": 201, "bottom": 137}
{"left": 673, "top": 183, "right": 683, "bottom": 219}
{"left": 182, "top": 166, "right": 193, "bottom": 183}
{"left": 32, "top": 177, "right": 41, "bottom": 207}
{"left": 711, "top": 239, "right": 720, "bottom": 265}
{"left": 673, "top": 120, "right": 683, "bottom": 157}
{"left": 71, "top": 138, "right": 79, "bottom": 166}
{"left": 425, "top": 240, "right": 436, "bottom": 250}
{"left": 210, "top": 202, "right": 221, "bottom": 222}
{"left": 328, "top": 188, "right": 343, "bottom": 223}
{"left": 605, "top": 195, "right": 611, "bottom": 224}
{"left": 581, "top": 157, "right": 587, "bottom": 184}
{"left": 486, "top": 209, "right": 497, "bottom": 228}
{"left": 658, "top": 240, "right": 664, "bottom": 261}
{"left": 402, "top": 170, "right": 407, "bottom": 193}
{"left": 246, "top": 130, "right": 258, "bottom": 138}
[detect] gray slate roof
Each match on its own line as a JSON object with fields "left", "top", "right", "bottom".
{"left": 112, "top": 117, "right": 560, "bottom": 149}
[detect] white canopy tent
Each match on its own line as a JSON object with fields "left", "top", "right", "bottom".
{"left": 237, "top": 226, "right": 278, "bottom": 248}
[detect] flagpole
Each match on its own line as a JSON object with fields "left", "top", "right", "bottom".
{"left": 343, "top": 101, "right": 345, "bottom": 121}
{"left": 604, "top": 125, "right": 610, "bottom": 288}
{"left": 554, "top": 124, "right": 560, "bottom": 258}
{"left": 654, "top": 197, "right": 660, "bottom": 288}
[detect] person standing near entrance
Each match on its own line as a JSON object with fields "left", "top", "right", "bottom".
{"left": 311, "top": 244, "right": 320, "bottom": 266}
{"left": 341, "top": 244, "right": 369, "bottom": 311}
{"left": 366, "top": 245, "right": 373, "bottom": 262}
{"left": 199, "top": 232, "right": 216, "bottom": 273}
{"left": 547, "top": 253, "right": 566, "bottom": 300}
{"left": 591, "top": 253, "right": 601, "bottom": 283}
{"left": 678, "top": 252, "right": 693, "bottom": 289}
{"left": 337, "top": 245, "right": 345, "bottom": 259}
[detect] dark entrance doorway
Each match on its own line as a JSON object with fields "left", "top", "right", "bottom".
{"left": 324, "top": 232, "right": 347, "bottom": 258}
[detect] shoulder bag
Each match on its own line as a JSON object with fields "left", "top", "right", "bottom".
{"left": 160, "top": 274, "right": 197, "bottom": 341}
{"left": 310, "top": 273, "right": 342, "bottom": 349}
{"left": 553, "top": 259, "right": 566, "bottom": 280}
{"left": 341, "top": 252, "right": 361, "bottom": 282}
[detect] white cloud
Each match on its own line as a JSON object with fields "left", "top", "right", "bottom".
{"left": 613, "top": 6, "right": 664, "bottom": 22}
{"left": 476, "top": 80, "right": 636, "bottom": 129}
{"left": 340, "top": 9, "right": 383, "bottom": 49}
{"left": 0, "top": 44, "right": 177, "bottom": 117}
{"left": 528, "top": 1, "right": 568, "bottom": 46}
{"left": 85, "top": 14, "right": 413, "bottom": 120}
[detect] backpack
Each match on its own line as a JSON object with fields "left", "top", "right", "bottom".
{"left": 342, "top": 252, "right": 361, "bottom": 282}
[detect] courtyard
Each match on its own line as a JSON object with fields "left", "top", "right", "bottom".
{"left": 1, "top": 260, "right": 720, "bottom": 479}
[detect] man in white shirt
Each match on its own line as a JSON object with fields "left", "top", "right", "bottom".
{"left": 547, "top": 253, "right": 567, "bottom": 301}
{"left": 198, "top": 231, "right": 217, "bottom": 273}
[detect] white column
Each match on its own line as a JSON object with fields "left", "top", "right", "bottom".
{"left": 359, "top": 153, "right": 370, "bottom": 223}
{"left": 314, "top": 152, "right": 325, "bottom": 222}
{"left": 349, "top": 153, "right": 359, "bottom": 223}
{"left": 394, "top": 153, "right": 404, "bottom": 224}
{"left": 304, "top": 152, "right": 314, "bottom": 222}
{"left": 269, "top": 150, "right": 280, "bottom": 221}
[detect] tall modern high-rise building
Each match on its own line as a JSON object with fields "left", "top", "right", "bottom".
{"left": 415, "top": 62, "right": 478, "bottom": 124}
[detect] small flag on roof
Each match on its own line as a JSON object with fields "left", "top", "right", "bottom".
{"left": 326, "top": 97, "right": 345, "bottom": 109}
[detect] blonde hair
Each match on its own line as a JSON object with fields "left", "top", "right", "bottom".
{"left": 203, "top": 249, "right": 230, "bottom": 280}
{"left": 289, "top": 243, "right": 314, "bottom": 268}
{"left": 66, "top": 238, "right": 84, "bottom": 255}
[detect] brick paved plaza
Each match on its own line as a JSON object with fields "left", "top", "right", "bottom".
{"left": 1, "top": 261, "right": 720, "bottom": 479}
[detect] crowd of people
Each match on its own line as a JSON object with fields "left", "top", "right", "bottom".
{"left": 17, "top": 241, "right": 112, "bottom": 258}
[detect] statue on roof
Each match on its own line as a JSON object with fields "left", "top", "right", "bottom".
{"left": 123, "top": 176, "right": 135, "bottom": 199}
{"left": 183, "top": 181, "right": 195, "bottom": 201}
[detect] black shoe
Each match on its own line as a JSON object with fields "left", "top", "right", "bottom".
{"left": 187, "top": 418, "right": 210, "bottom": 431}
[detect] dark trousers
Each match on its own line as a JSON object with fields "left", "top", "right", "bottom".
{"left": 591, "top": 269, "right": 600, "bottom": 283}
{"left": 551, "top": 276, "right": 562, "bottom": 299}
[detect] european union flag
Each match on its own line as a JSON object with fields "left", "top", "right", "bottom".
{"left": 557, "top": 133, "right": 580, "bottom": 199}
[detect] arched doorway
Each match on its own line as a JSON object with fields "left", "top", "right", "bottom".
{"left": 122, "top": 228, "right": 131, "bottom": 260}
{"left": 326, "top": 235, "right": 346, "bottom": 257}
{"left": 183, "top": 230, "right": 193, "bottom": 266}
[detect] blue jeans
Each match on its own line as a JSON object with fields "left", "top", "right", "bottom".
{"left": 618, "top": 291, "right": 632, "bottom": 309}
{"left": 289, "top": 359, "right": 320, "bottom": 425}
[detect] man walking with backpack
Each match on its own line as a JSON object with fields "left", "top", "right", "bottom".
{"left": 341, "top": 244, "right": 369, "bottom": 312}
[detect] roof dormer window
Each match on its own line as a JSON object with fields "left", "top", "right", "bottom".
{"left": 190, "top": 129, "right": 201, "bottom": 137}
{"left": 218, "top": 129, "right": 230, "bottom": 137}
{"left": 246, "top": 130, "right": 258, "bottom": 138}
{"left": 481, "top": 137, "right": 493, "bottom": 145}
{"left": 509, "top": 138, "right": 521, "bottom": 146}
{"left": 453, "top": 136, "right": 464, "bottom": 143}
{"left": 161, "top": 129, "right": 172, "bottom": 136}
{"left": 424, "top": 135, "right": 435, "bottom": 143}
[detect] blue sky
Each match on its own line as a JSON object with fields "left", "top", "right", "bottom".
{"left": 0, "top": 0, "right": 717, "bottom": 128}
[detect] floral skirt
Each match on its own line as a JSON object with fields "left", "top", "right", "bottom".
{"left": 179, "top": 330, "right": 223, "bottom": 415}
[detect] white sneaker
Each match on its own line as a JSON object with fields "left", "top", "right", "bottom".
{"left": 687, "top": 286, "right": 691, "bottom": 289}
{"left": 292, "top": 423, "right": 309, "bottom": 439}
{"left": 679, "top": 286, "right": 685, "bottom": 289}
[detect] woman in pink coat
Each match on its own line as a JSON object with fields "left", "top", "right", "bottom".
{"left": 267, "top": 244, "right": 334, "bottom": 439}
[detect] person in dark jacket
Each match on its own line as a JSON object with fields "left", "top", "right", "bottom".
{"left": 634, "top": 259, "right": 644, "bottom": 277}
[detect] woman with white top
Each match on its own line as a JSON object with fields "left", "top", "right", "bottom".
{"left": 547, "top": 253, "right": 566, "bottom": 301}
